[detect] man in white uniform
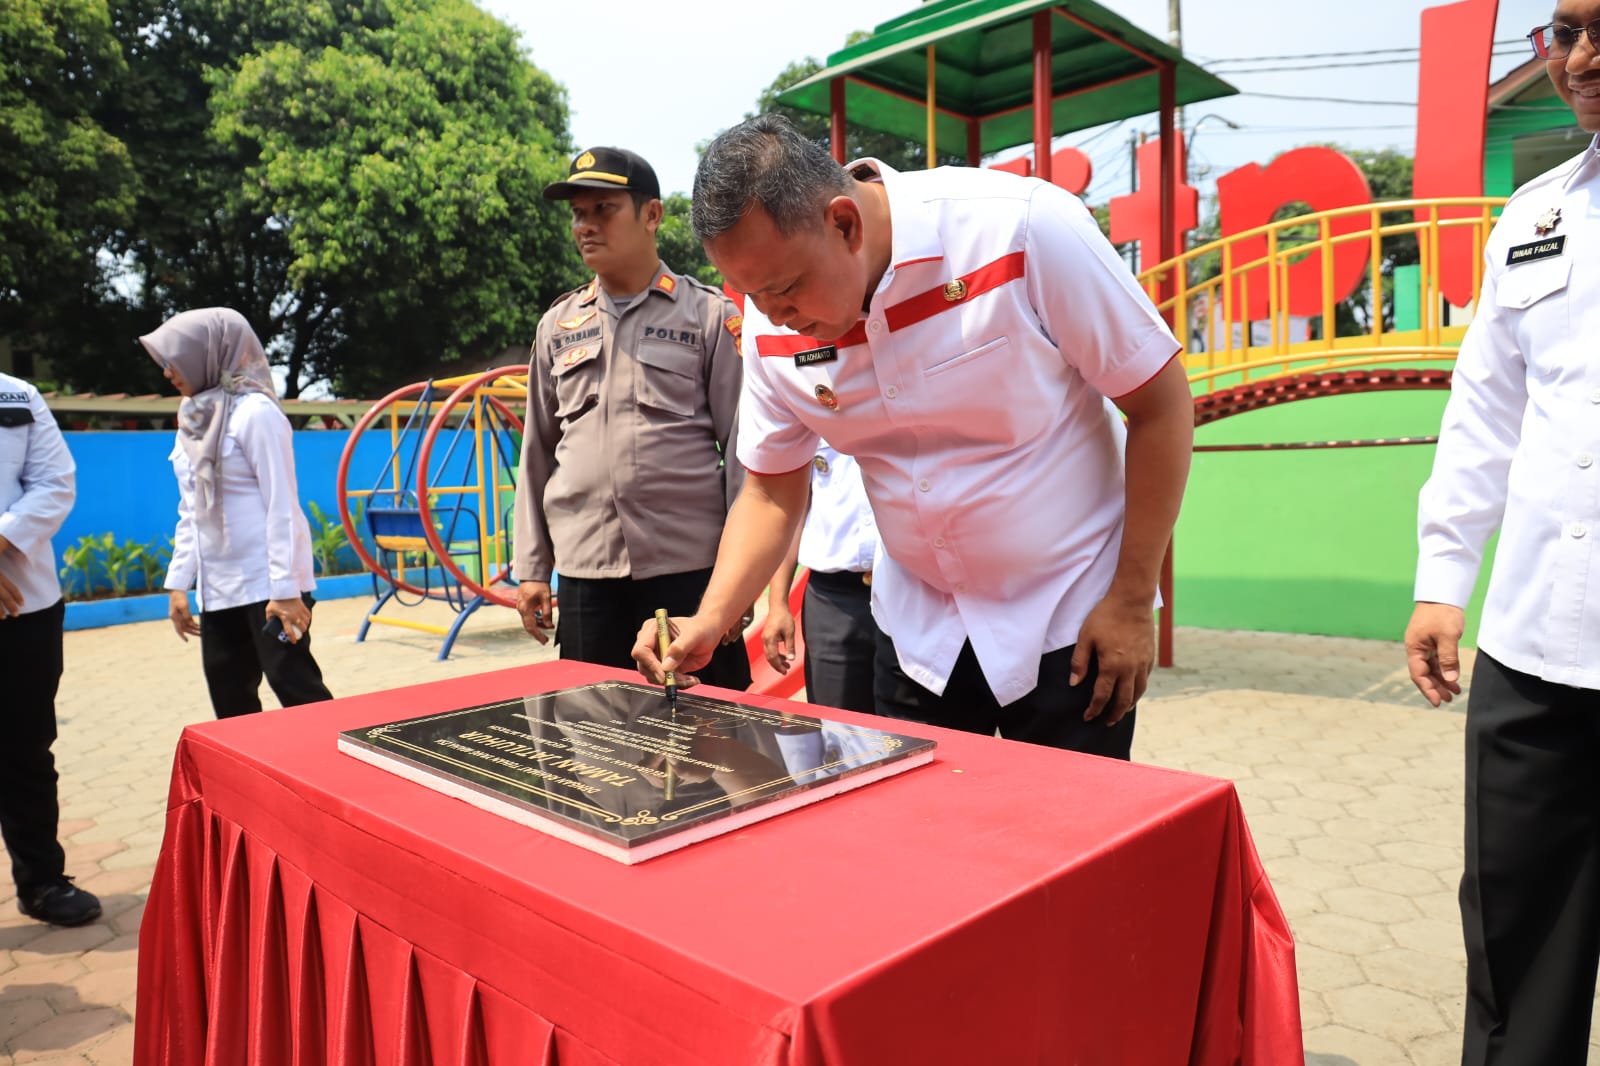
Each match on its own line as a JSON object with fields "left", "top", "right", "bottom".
{"left": 0, "top": 375, "right": 101, "bottom": 926}
{"left": 763, "top": 443, "right": 880, "bottom": 713}
{"left": 1405, "top": 8, "right": 1600, "bottom": 1060}
{"left": 635, "top": 115, "right": 1194, "bottom": 757}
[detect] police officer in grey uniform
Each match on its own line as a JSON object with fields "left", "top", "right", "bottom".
{"left": 513, "top": 147, "right": 751, "bottom": 690}
{"left": 0, "top": 374, "right": 101, "bottom": 926}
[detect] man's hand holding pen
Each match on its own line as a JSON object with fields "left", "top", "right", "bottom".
{"left": 633, "top": 613, "right": 725, "bottom": 689}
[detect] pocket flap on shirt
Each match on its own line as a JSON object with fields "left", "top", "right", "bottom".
{"left": 551, "top": 347, "right": 598, "bottom": 375}
{"left": 1495, "top": 256, "right": 1572, "bottom": 310}
{"left": 635, "top": 341, "right": 700, "bottom": 378}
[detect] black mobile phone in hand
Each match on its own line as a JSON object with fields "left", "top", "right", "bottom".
{"left": 261, "top": 615, "right": 291, "bottom": 644}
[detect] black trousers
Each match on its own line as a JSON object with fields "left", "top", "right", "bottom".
{"left": 1461, "top": 651, "right": 1600, "bottom": 1065}
{"left": 873, "top": 629, "right": 1134, "bottom": 758}
{"left": 200, "top": 596, "right": 333, "bottom": 719}
{"left": 0, "top": 600, "right": 67, "bottom": 894}
{"left": 800, "top": 570, "right": 877, "bottom": 714}
{"left": 555, "top": 569, "right": 752, "bottom": 692}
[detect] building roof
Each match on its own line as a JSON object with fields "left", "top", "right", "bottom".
{"left": 775, "top": 0, "right": 1236, "bottom": 156}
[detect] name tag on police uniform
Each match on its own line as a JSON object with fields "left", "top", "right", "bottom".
{"left": 1506, "top": 235, "right": 1566, "bottom": 267}
{"left": 793, "top": 345, "right": 838, "bottom": 368}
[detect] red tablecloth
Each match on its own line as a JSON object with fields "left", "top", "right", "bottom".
{"left": 134, "top": 661, "right": 1301, "bottom": 1065}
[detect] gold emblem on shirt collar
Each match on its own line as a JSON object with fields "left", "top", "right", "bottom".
{"left": 1535, "top": 207, "right": 1562, "bottom": 236}
{"left": 942, "top": 279, "right": 968, "bottom": 302}
{"left": 813, "top": 454, "right": 830, "bottom": 474}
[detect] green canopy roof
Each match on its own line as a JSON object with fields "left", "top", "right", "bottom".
{"left": 777, "top": 0, "right": 1237, "bottom": 158}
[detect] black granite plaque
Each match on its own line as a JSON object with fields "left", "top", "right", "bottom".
{"left": 337, "top": 681, "right": 937, "bottom": 864}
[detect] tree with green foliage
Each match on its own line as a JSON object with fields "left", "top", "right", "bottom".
{"left": 657, "top": 193, "right": 719, "bottom": 286}
{"left": 0, "top": 0, "right": 136, "bottom": 338}
{"left": 11, "top": 0, "right": 583, "bottom": 398}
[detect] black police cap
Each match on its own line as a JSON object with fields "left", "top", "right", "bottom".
{"left": 543, "top": 147, "right": 661, "bottom": 201}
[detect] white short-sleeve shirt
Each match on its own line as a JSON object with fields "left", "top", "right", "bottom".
{"left": 799, "top": 443, "right": 877, "bottom": 575}
{"left": 737, "top": 161, "right": 1180, "bottom": 704}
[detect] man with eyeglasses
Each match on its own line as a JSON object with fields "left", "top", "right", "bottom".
{"left": 1405, "top": 5, "right": 1600, "bottom": 1061}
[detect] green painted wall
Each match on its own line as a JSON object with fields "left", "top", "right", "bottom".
{"left": 1393, "top": 264, "right": 1421, "bottom": 332}
{"left": 1486, "top": 84, "right": 1578, "bottom": 197}
{"left": 1175, "top": 389, "right": 1495, "bottom": 645}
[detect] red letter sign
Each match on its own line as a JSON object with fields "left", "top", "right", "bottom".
{"left": 1108, "top": 136, "right": 1198, "bottom": 270}
{"left": 1216, "top": 147, "right": 1373, "bottom": 320}
{"left": 1414, "top": 0, "right": 1498, "bottom": 307}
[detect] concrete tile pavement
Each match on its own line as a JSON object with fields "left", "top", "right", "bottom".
{"left": 0, "top": 598, "right": 1590, "bottom": 1064}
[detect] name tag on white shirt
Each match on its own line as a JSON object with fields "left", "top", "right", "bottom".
{"left": 1506, "top": 235, "right": 1566, "bottom": 266}
{"left": 794, "top": 345, "right": 838, "bottom": 368}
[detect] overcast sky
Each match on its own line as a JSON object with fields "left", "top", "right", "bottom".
{"left": 481, "top": 0, "right": 1550, "bottom": 205}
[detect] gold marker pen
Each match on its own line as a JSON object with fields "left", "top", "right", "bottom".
{"left": 654, "top": 609, "right": 677, "bottom": 801}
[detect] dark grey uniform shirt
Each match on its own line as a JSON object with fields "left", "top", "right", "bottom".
{"left": 513, "top": 264, "right": 744, "bottom": 583}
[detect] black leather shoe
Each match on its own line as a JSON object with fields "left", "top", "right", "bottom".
{"left": 17, "top": 877, "right": 102, "bottom": 927}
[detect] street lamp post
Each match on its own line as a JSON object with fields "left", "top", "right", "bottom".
{"left": 1185, "top": 113, "right": 1241, "bottom": 182}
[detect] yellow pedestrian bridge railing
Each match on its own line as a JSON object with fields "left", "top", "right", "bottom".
{"left": 1135, "top": 197, "right": 1508, "bottom": 394}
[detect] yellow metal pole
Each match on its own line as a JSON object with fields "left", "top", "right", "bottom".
{"left": 1320, "top": 216, "right": 1336, "bottom": 350}
{"left": 1428, "top": 206, "right": 1441, "bottom": 345}
{"left": 1221, "top": 243, "right": 1234, "bottom": 373}
{"left": 1265, "top": 228, "right": 1280, "bottom": 360}
{"left": 1370, "top": 208, "right": 1384, "bottom": 345}
{"left": 474, "top": 390, "right": 490, "bottom": 575}
{"left": 926, "top": 46, "right": 937, "bottom": 168}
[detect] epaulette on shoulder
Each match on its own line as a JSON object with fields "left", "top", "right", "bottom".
{"left": 678, "top": 274, "right": 735, "bottom": 306}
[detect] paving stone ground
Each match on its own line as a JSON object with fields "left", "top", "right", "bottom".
{"left": 1, "top": 597, "right": 1592, "bottom": 1064}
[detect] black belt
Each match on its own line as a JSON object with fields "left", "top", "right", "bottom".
{"left": 807, "top": 568, "right": 871, "bottom": 592}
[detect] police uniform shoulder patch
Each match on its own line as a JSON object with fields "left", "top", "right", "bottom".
{"left": 724, "top": 314, "right": 743, "bottom": 344}
{"left": 655, "top": 274, "right": 676, "bottom": 295}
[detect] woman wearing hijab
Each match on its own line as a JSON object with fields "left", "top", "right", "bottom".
{"left": 140, "top": 308, "right": 333, "bottom": 718}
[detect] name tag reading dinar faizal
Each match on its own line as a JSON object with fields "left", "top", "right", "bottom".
{"left": 1506, "top": 235, "right": 1566, "bottom": 266}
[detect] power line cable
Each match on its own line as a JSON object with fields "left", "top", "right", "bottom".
{"left": 1240, "top": 91, "right": 1415, "bottom": 106}
{"left": 1211, "top": 48, "right": 1526, "bottom": 75}
{"left": 1193, "top": 38, "right": 1526, "bottom": 64}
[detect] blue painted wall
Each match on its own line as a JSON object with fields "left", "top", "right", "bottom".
{"left": 52, "top": 426, "right": 520, "bottom": 594}
{"left": 59, "top": 430, "right": 362, "bottom": 552}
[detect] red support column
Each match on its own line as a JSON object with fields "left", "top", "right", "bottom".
{"left": 1032, "top": 11, "right": 1052, "bottom": 182}
{"left": 1158, "top": 61, "right": 1178, "bottom": 669}
{"left": 830, "top": 78, "right": 846, "bottom": 164}
{"left": 1157, "top": 63, "right": 1177, "bottom": 274}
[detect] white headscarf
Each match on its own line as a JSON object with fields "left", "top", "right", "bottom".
{"left": 138, "top": 308, "right": 279, "bottom": 516}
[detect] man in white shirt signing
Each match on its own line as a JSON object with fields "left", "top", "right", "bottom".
{"left": 1405, "top": 7, "right": 1600, "bottom": 1059}
{"left": 634, "top": 115, "right": 1194, "bottom": 758}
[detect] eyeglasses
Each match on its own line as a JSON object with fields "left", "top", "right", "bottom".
{"left": 1528, "top": 19, "right": 1600, "bottom": 60}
